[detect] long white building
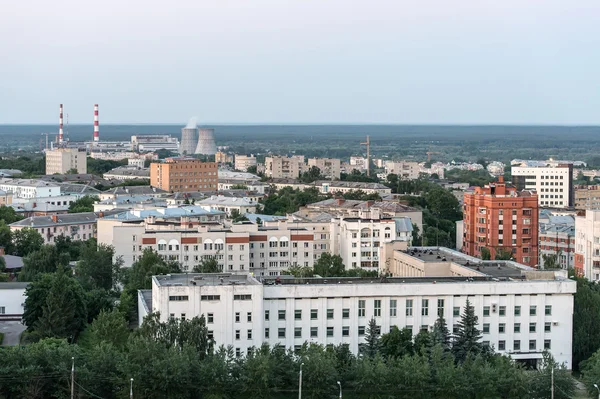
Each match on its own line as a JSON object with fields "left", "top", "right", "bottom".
{"left": 0, "top": 179, "right": 61, "bottom": 199}
{"left": 512, "top": 164, "right": 574, "bottom": 208}
{"left": 139, "top": 249, "right": 576, "bottom": 368}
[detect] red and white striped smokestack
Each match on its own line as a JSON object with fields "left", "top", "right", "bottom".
{"left": 93, "top": 104, "right": 99, "bottom": 142}
{"left": 58, "top": 104, "right": 64, "bottom": 143}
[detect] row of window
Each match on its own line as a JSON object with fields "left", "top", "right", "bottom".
{"left": 483, "top": 322, "right": 554, "bottom": 334}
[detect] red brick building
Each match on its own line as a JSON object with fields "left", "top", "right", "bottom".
{"left": 462, "top": 176, "right": 539, "bottom": 267}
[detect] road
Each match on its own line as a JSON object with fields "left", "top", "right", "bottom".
{"left": 0, "top": 321, "right": 26, "bottom": 346}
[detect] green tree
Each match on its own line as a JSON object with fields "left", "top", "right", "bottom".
{"left": 581, "top": 348, "right": 600, "bottom": 396}
{"left": 12, "top": 227, "right": 43, "bottom": 256}
{"left": 0, "top": 205, "right": 23, "bottom": 224}
{"left": 431, "top": 314, "right": 451, "bottom": 351}
{"left": 573, "top": 277, "right": 600, "bottom": 370}
{"left": 124, "top": 248, "right": 180, "bottom": 290}
{"left": 282, "top": 264, "right": 314, "bottom": 277}
{"left": 297, "top": 343, "right": 340, "bottom": 399}
{"left": 230, "top": 209, "right": 249, "bottom": 222}
{"left": 0, "top": 221, "right": 13, "bottom": 254}
{"left": 76, "top": 242, "right": 121, "bottom": 290}
{"left": 54, "top": 235, "right": 89, "bottom": 261}
{"left": 299, "top": 165, "right": 324, "bottom": 183}
{"left": 22, "top": 273, "right": 54, "bottom": 333}
{"left": 192, "top": 257, "right": 222, "bottom": 273}
{"left": 34, "top": 266, "right": 88, "bottom": 341}
{"left": 529, "top": 352, "right": 575, "bottom": 399}
{"left": 363, "top": 317, "right": 380, "bottom": 358}
{"left": 137, "top": 313, "right": 212, "bottom": 355}
{"left": 84, "top": 288, "right": 114, "bottom": 324}
{"left": 313, "top": 253, "right": 345, "bottom": 277}
{"left": 80, "top": 308, "right": 130, "bottom": 349}
{"left": 0, "top": 257, "right": 8, "bottom": 282}
{"left": 68, "top": 195, "right": 99, "bottom": 213}
{"left": 542, "top": 252, "right": 561, "bottom": 269}
{"left": 494, "top": 247, "right": 513, "bottom": 260}
{"left": 20, "top": 244, "right": 70, "bottom": 282}
{"left": 380, "top": 326, "right": 414, "bottom": 358}
{"left": 452, "top": 299, "right": 486, "bottom": 363}
{"left": 66, "top": 168, "right": 78, "bottom": 174}
{"left": 246, "top": 165, "right": 258, "bottom": 174}
{"left": 230, "top": 183, "right": 249, "bottom": 190}
{"left": 480, "top": 247, "right": 491, "bottom": 260}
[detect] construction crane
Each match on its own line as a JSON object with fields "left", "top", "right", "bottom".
{"left": 361, "top": 135, "right": 371, "bottom": 176}
{"left": 426, "top": 151, "right": 440, "bottom": 162}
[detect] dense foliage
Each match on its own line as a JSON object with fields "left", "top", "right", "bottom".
{"left": 68, "top": 195, "right": 99, "bottom": 213}
{"left": 260, "top": 187, "right": 328, "bottom": 215}
{"left": 87, "top": 158, "right": 127, "bottom": 176}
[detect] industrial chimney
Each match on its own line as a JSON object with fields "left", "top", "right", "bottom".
{"left": 195, "top": 128, "right": 217, "bottom": 155}
{"left": 58, "top": 104, "right": 64, "bottom": 144}
{"left": 93, "top": 104, "right": 99, "bottom": 142}
{"left": 180, "top": 118, "right": 198, "bottom": 155}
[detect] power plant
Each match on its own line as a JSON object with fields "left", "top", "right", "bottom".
{"left": 180, "top": 118, "right": 198, "bottom": 155}
{"left": 195, "top": 128, "right": 217, "bottom": 155}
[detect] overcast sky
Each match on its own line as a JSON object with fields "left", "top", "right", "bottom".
{"left": 1, "top": 0, "right": 599, "bottom": 124}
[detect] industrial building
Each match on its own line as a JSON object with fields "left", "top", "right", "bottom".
{"left": 138, "top": 247, "right": 575, "bottom": 368}
{"left": 195, "top": 128, "right": 217, "bottom": 155}
{"left": 131, "top": 135, "right": 179, "bottom": 153}
{"left": 150, "top": 157, "right": 218, "bottom": 192}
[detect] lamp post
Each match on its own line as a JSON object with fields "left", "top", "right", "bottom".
{"left": 298, "top": 363, "right": 304, "bottom": 399}
{"left": 337, "top": 381, "right": 342, "bottom": 399}
{"left": 594, "top": 383, "right": 600, "bottom": 399}
{"left": 130, "top": 378, "right": 134, "bottom": 399}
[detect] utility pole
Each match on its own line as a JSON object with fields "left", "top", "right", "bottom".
{"left": 298, "top": 363, "right": 304, "bottom": 399}
{"left": 551, "top": 366, "right": 554, "bottom": 399}
{"left": 360, "top": 135, "right": 370, "bottom": 177}
{"left": 71, "top": 357, "right": 75, "bottom": 399}
{"left": 130, "top": 378, "right": 134, "bottom": 399}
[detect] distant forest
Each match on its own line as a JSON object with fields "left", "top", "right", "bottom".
{"left": 2, "top": 124, "right": 600, "bottom": 165}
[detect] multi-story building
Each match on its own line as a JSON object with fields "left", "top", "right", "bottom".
{"left": 138, "top": 248, "right": 576, "bottom": 368}
{"left": 574, "top": 210, "right": 600, "bottom": 280}
{"left": 131, "top": 135, "right": 179, "bottom": 153}
{"left": 307, "top": 158, "right": 341, "bottom": 179}
{"left": 461, "top": 177, "right": 539, "bottom": 267}
{"left": 0, "top": 179, "right": 61, "bottom": 199}
{"left": 384, "top": 161, "right": 420, "bottom": 180}
{"left": 235, "top": 155, "right": 257, "bottom": 172}
{"left": 196, "top": 195, "right": 258, "bottom": 216}
{"left": 150, "top": 157, "right": 218, "bottom": 192}
{"left": 512, "top": 164, "right": 574, "bottom": 208}
{"left": 265, "top": 156, "right": 305, "bottom": 179}
{"left": 0, "top": 190, "right": 12, "bottom": 206}
{"left": 539, "top": 210, "right": 575, "bottom": 269}
{"left": 574, "top": 185, "right": 600, "bottom": 210}
{"left": 45, "top": 148, "right": 87, "bottom": 175}
{"left": 215, "top": 151, "right": 234, "bottom": 165}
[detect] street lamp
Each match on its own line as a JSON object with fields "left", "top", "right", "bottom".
{"left": 594, "top": 383, "right": 600, "bottom": 399}
{"left": 130, "top": 378, "right": 134, "bottom": 399}
{"left": 337, "top": 381, "right": 342, "bottom": 399}
{"left": 298, "top": 363, "right": 304, "bottom": 399}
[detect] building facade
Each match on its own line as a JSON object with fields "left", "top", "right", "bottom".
{"left": 574, "top": 210, "right": 600, "bottom": 280}
{"left": 512, "top": 164, "right": 574, "bottom": 208}
{"left": 462, "top": 177, "right": 539, "bottom": 267}
{"left": 45, "top": 148, "right": 87, "bottom": 175}
{"left": 265, "top": 156, "right": 305, "bottom": 179}
{"left": 384, "top": 161, "right": 421, "bottom": 180}
{"left": 574, "top": 185, "right": 600, "bottom": 210}
{"left": 307, "top": 158, "right": 341, "bottom": 179}
{"left": 0, "top": 282, "right": 28, "bottom": 320}
{"left": 0, "top": 179, "right": 61, "bottom": 199}
{"left": 150, "top": 157, "right": 218, "bottom": 192}
{"left": 131, "top": 135, "right": 179, "bottom": 153}
{"left": 235, "top": 155, "right": 258, "bottom": 172}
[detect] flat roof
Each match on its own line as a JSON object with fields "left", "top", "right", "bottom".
{"left": 154, "top": 273, "right": 260, "bottom": 287}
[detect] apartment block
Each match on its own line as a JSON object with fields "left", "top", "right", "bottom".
{"left": 512, "top": 164, "right": 573, "bottom": 208}
{"left": 235, "top": 155, "right": 257, "bottom": 172}
{"left": 384, "top": 161, "right": 421, "bottom": 180}
{"left": 462, "top": 177, "right": 539, "bottom": 267}
{"left": 574, "top": 185, "right": 600, "bottom": 210}
{"left": 45, "top": 148, "right": 87, "bottom": 175}
{"left": 0, "top": 178, "right": 60, "bottom": 199}
{"left": 307, "top": 158, "right": 341, "bottom": 179}
{"left": 139, "top": 250, "right": 575, "bottom": 368}
{"left": 215, "top": 151, "right": 234, "bottom": 165}
{"left": 265, "top": 156, "right": 305, "bottom": 179}
{"left": 150, "top": 157, "right": 217, "bottom": 192}
{"left": 574, "top": 210, "right": 600, "bottom": 280}
{"left": 539, "top": 211, "right": 575, "bottom": 269}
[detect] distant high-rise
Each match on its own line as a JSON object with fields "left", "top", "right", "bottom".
{"left": 180, "top": 118, "right": 198, "bottom": 155}
{"left": 195, "top": 128, "right": 217, "bottom": 155}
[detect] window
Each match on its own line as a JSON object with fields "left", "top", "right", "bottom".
{"left": 342, "top": 308, "right": 350, "bottom": 319}
{"left": 390, "top": 300, "right": 397, "bottom": 316}
{"left": 265, "top": 310, "right": 270, "bottom": 321}
{"left": 358, "top": 326, "right": 366, "bottom": 336}
{"left": 295, "top": 327, "right": 302, "bottom": 338}
{"left": 374, "top": 300, "right": 382, "bottom": 317}
{"left": 544, "top": 322, "right": 551, "bottom": 333}
{"left": 295, "top": 310, "right": 302, "bottom": 320}
{"left": 358, "top": 300, "right": 366, "bottom": 317}
{"left": 514, "top": 340, "right": 521, "bottom": 351}
{"left": 247, "top": 312, "right": 252, "bottom": 322}
{"left": 498, "top": 340, "right": 505, "bottom": 351}
{"left": 545, "top": 305, "right": 552, "bottom": 316}
{"left": 499, "top": 323, "right": 505, "bottom": 333}
{"left": 311, "top": 309, "right": 318, "bottom": 320}
{"left": 530, "top": 305, "right": 536, "bottom": 316}
{"left": 342, "top": 326, "right": 350, "bottom": 337}
{"left": 421, "top": 299, "right": 429, "bottom": 316}
{"left": 529, "top": 323, "right": 536, "bottom": 333}
{"left": 327, "top": 309, "right": 334, "bottom": 319}
{"left": 406, "top": 299, "right": 414, "bottom": 316}
{"left": 310, "top": 327, "right": 318, "bottom": 338}
{"left": 169, "top": 295, "right": 189, "bottom": 301}
{"left": 234, "top": 294, "right": 252, "bottom": 300}
{"left": 264, "top": 328, "right": 270, "bottom": 338}
{"left": 437, "top": 299, "right": 444, "bottom": 316}
{"left": 453, "top": 306, "right": 460, "bottom": 317}
{"left": 247, "top": 329, "right": 253, "bottom": 340}
{"left": 235, "top": 312, "right": 240, "bottom": 323}
{"left": 483, "top": 323, "right": 490, "bottom": 333}
{"left": 327, "top": 327, "right": 334, "bottom": 337}
{"left": 278, "top": 310, "right": 286, "bottom": 320}
{"left": 529, "top": 340, "right": 536, "bottom": 350}
{"left": 278, "top": 328, "right": 286, "bottom": 338}
{"left": 235, "top": 330, "right": 240, "bottom": 340}
{"left": 514, "top": 323, "right": 520, "bottom": 333}
{"left": 499, "top": 306, "right": 506, "bottom": 316}
{"left": 514, "top": 306, "right": 521, "bottom": 316}
{"left": 235, "top": 348, "right": 241, "bottom": 357}
{"left": 544, "top": 340, "right": 551, "bottom": 350}
{"left": 207, "top": 313, "right": 214, "bottom": 323}
{"left": 200, "top": 295, "right": 220, "bottom": 301}
{"left": 181, "top": 313, "right": 186, "bottom": 321}
{"left": 483, "top": 306, "right": 490, "bottom": 316}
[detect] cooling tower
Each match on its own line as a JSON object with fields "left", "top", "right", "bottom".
{"left": 180, "top": 125, "right": 198, "bottom": 155}
{"left": 195, "top": 128, "right": 217, "bottom": 155}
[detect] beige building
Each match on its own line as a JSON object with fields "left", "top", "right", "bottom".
{"left": 45, "top": 148, "right": 87, "bottom": 175}
{"left": 575, "top": 185, "right": 600, "bottom": 210}
{"left": 307, "top": 158, "right": 341, "bottom": 179}
{"left": 235, "top": 155, "right": 257, "bottom": 172}
{"left": 215, "top": 151, "right": 234, "bottom": 164}
{"left": 265, "top": 156, "right": 305, "bottom": 179}
{"left": 384, "top": 161, "right": 421, "bottom": 180}
{"left": 0, "top": 190, "right": 12, "bottom": 205}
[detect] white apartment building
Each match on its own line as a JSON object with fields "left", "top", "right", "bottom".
{"left": 0, "top": 179, "right": 61, "bottom": 199}
{"left": 196, "top": 195, "right": 257, "bottom": 216}
{"left": 0, "top": 282, "right": 28, "bottom": 319}
{"left": 265, "top": 156, "right": 306, "bottom": 179}
{"left": 575, "top": 210, "right": 600, "bottom": 280}
{"left": 512, "top": 165, "right": 574, "bottom": 208}
{"left": 139, "top": 255, "right": 575, "bottom": 368}
{"left": 235, "top": 155, "right": 257, "bottom": 172}
{"left": 270, "top": 180, "right": 392, "bottom": 196}
{"left": 45, "top": 148, "right": 87, "bottom": 175}
{"left": 384, "top": 161, "right": 421, "bottom": 180}
{"left": 307, "top": 158, "right": 341, "bottom": 179}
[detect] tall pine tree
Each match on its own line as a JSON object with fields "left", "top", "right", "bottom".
{"left": 363, "top": 317, "right": 380, "bottom": 357}
{"left": 452, "top": 299, "right": 484, "bottom": 362}
{"left": 431, "top": 314, "right": 451, "bottom": 351}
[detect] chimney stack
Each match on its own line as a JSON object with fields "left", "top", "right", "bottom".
{"left": 93, "top": 104, "right": 99, "bottom": 142}
{"left": 58, "top": 104, "right": 64, "bottom": 143}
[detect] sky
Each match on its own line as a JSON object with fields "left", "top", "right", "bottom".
{"left": 1, "top": 0, "right": 599, "bottom": 124}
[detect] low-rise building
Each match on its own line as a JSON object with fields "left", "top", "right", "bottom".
{"left": 0, "top": 190, "right": 12, "bottom": 205}
{"left": 270, "top": 179, "right": 392, "bottom": 196}
{"left": 98, "top": 186, "right": 168, "bottom": 201}
{"left": 235, "top": 155, "right": 257, "bottom": 172}
{"left": 103, "top": 166, "right": 150, "bottom": 181}
{"left": 131, "top": 135, "right": 179, "bottom": 153}
{"left": 139, "top": 249, "right": 575, "bottom": 368}
{"left": 0, "top": 179, "right": 61, "bottom": 199}
{"left": 0, "top": 282, "right": 28, "bottom": 320}
{"left": 196, "top": 195, "right": 257, "bottom": 216}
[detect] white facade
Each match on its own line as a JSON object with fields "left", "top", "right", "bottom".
{"left": 0, "top": 283, "right": 27, "bottom": 318}
{"left": 0, "top": 179, "right": 61, "bottom": 199}
{"left": 575, "top": 210, "right": 600, "bottom": 280}
{"left": 197, "top": 195, "right": 258, "bottom": 216}
{"left": 45, "top": 148, "right": 87, "bottom": 175}
{"left": 235, "top": 155, "right": 257, "bottom": 172}
{"left": 512, "top": 166, "right": 573, "bottom": 208}
{"left": 335, "top": 218, "right": 397, "bottom": 271}
{"left": 141, "top": 271, "right": 576, "bottom": 368}
{"left": 131, "top": 135, "right": 179, "bottom": 153}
